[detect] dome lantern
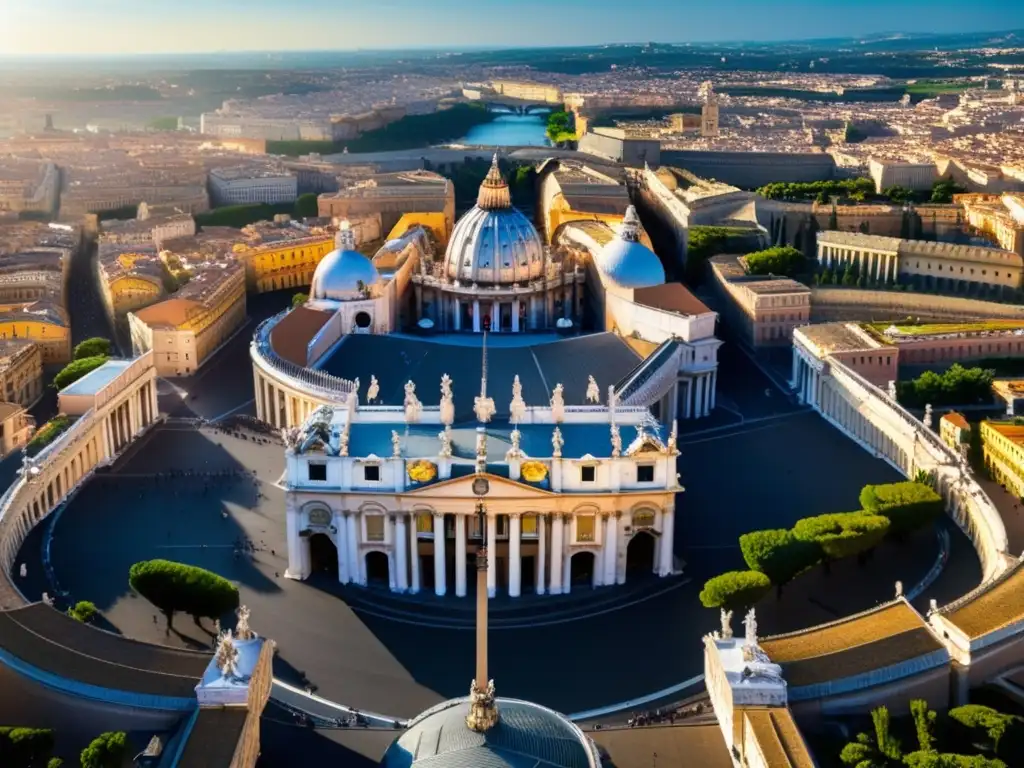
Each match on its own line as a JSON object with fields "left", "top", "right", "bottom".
{"left": 477, "top": 154, "right": 511, "bottom": 210}
{"left": 596, "top": 206, "right": 666, "bottom": 289}
{"left": 309, "top": 223, "right": 381, "bottom": 302}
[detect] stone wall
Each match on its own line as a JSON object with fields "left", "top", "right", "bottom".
{"left": 810, "top": 288, "right": 1024, "bottom": 323}
{"left": 660, "top": 150, "right": 836, "bottom": 188}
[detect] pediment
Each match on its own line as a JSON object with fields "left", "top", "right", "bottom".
{"left": 404, "top": 472, "right": 554, "bottom": 499}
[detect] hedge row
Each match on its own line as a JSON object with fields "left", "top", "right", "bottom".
{"left": 700, "top": 481, "right": 940, "bottom": 612}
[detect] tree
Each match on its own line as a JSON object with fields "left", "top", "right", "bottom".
{"left": 294, "top": 193, "right": 318, "bottom": 219}
{"left": 546, "top": 110, "right": 575, "bottom": 143}
{"left": 903, "top": 752, "right": 1006, "bottom": 767}
{"left": 840, "top": 705, "right": 903, "bottom": 766}
{"left": 843, "top": 264, "right": 857, "bottom": 286}
{"left": 886, "top": 186, "right": 917, "bottom": 205}
{"left": 744, "top": 246, "right": 805, "bottom": 277}
{"left": 931, "top": 177, "right": 967, "bottom": 204}
{"left": 291, "top": 292, "right": 308, "bottom": 309}
{"left": 699, "top": 570, "right": 772, "bottom": 611}
{"left": 896, "top": 365, "right": 995, "bottom": 409}
{"left": 73, "top": 337, "right": 112, "bottom": 360}
{"left": 67, "top": 600, "right": 97, "bottom": 623}
{"left": 48, "top": 759, "right": 63, "bottom": 768}
{"left": 912, "top": 698, "right": 938, "bottom": 753}
{"left": 949, "top": 705, "right": 1019, "bottom": 756}
{"left": 53, "top": 355, "right": 109, "bottom": 391}
{"left": 80, "top": 732, "right": 127, "bottom": 768}
{"left": 739, "top": 529, "right": 821, "bottom": 589}
{"left": 793, "top": 512, "right": 890, "bottom": 562}
{"left": 860, "top": 482, "right": 944, "bottom": 537}
{"left": 129, "top": 560, "right": 239, "bottom": 631}
{"left": 0, "top": 727, "right": 55, "bottom": 767}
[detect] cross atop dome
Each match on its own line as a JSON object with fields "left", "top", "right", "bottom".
{"left": 477, "top": 154, "right": 511, "bottom": 210}
{"left": 620, "top": 206, "right": 641, "bottom": 243}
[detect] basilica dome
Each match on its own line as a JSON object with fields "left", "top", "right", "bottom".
{"left": 310, "top": 226, "right": 381, "bottom": 301}
{"left": 596, "top": 205, "right": 665, "bottom": 289}
{"left": 379, "top": 696, "right": 601, "bottom": 768}
{"left": 442, "top": 155, "right": 545, "bottom": 285}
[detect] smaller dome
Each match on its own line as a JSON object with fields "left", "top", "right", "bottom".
{"left": 310, "top": 226, "right": 380, "bottom": 301}
{"left": 597, "top": 206, "right": 665, "bottom": 289}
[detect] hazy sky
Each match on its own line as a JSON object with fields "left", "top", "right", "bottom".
{"left": 3, "top": 0, "right": 1023, "bottom": 55}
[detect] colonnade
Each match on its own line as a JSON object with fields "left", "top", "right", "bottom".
{"left": 288, "top": 504, "right": 677, "bottom": 599}
{"left": 253, "top": 367, "right": 325, "bottom": 430}
{"left": 676, "top": 371, "right": 716, "bottom": 420}
{"left": 818, "top": 243, "right": 898, "bottom": 283}
{"left": 413, "top": 282, "right": 583, "bottom": 333}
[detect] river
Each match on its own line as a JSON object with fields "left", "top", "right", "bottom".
{"left": 458, "top": 112, "right": 550, "bottom": 147}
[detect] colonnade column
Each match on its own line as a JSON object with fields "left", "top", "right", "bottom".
{"left": 150, "top": 379, "right": 159, "bottom": 424}
{"left": 433, "top": 513, "right": 446, "bottom": 596}
{"left": 395, "top": 514, "right": 408, "bottom": 591}
{"left": 536, "top": 515, "right": 547, "bottom": 595}
{"left": 710, "top": 370, "right": 717, "bottom": 411}
{"left": 386, "top": 517, "right": 398, "bottom": 592}
{"left": 659, "top": 507, "right": 675, "bottom": 576}
{"left": 409, "top": 515, "right": 420, "bottom": 593}
{"left": 472, "top": 300, "right": 481, "bottom": 333}
{"left": 511, "top": 299, "right": 520, "bottom": 333}
{"left": 455, "top": 514, "right": 467, "bottom": 597}
{"left": 549, "top": 515, "right": 564, "bottom": 594}
{"left": 790, "top": 348, "right": 800, "bottom": 389}
{"left": 487, "top": 513, "right": 497, "bottom": 598}
{"left": 508, "top": 513, "right": 521, "bottom": 597}
{"left": 452, "top": 298, "right": 462, "bottom": 331}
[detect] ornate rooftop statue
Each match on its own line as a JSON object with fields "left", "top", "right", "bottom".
{"left": 214, "top": 629, "right": 240, "bottom": 679}
{"left": 391, "top": 430, "right": 402, "bottom": 458}
{"left": 720, "top": 609, "right": 733, "bottom": 640}
{"left": 282, "top": 426, "right": 302, "bottom": 452}
{"left": 235, "top": 605, "right": 254, "bottom": 641}
{"left": 440, "top": 374, "right": 455, "bottom": 426}
{"left": 550, "top": 383, "right": 565, "bottom": 423}
{"left": 438, "top": 426, "right": 453, "bottom": 458}
{"left": 608, "top": 385, "right": 617, "bottom": 416}
{"left": 668, "top": 420, "right": 679, "bottom": 455}
{"left": 506, "top": 428, "right": 523, "bottom": 461}
{"left": 404, "top": 380, "right": 422, "bottom": 424}
{"left": 923, "top": 403, "right": 933, "bottom": 429}
{"left": 743, "top": 608, "right": 758, "bottom": 649}
{"left": 367, "top": 375, "right": 380, "bottom": 404}
{"left": 509, "top": 375, "right": 527, "bottom": 424}
{"left": 586, "top": 376, "right": 600, "bottom": 404}
{"left": 552, "top": 427, "right": 564, "bottom": 458}
{"left": 610, "top": 423, "right": 622, "bottom": 457}
{"left": 466, "top": 678, "right": 499, "bottom": 733}
{"left": 475, "top": 428, "right": 488, "bottom": 471}
{"left": 339, "top": 426, "right": 350, "bottom": 457}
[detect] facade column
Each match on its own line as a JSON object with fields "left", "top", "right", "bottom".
{"left": 684, "top": 380, "right": 692, "bottom": 419}
{"left": 284, "top": 499, "right": 306, "bottom": 579}
{"left": 693, "top": 377, "right": 704, "bottom": 418}
{"left": 536, "top": 514, "right": 547, "bottom": 595}
{"left": 549, "top": 514, "right": 564, "bottom": 594}
{"left": 703, "top": 374, "right": 712, "bottom": 416}
{"left": 710, "top": 370, "right": 717, "bottom": 410}
{"left": 386, "top": 516, "right": 398, "bottom": 591}
{"left": 659, "top": 507, "right": 675, "bottom": 576}
{"left": 487, "top": 512, "right": 497, "bottom": 598}
{"left": 101, "top": 417, "right": 113, "bottom": 459}
{"left": 455, "top": 514, "right": 467, "bottom": 597}
{"left": 604, "top": 513, "right": 618, "bottom": 585}
{"left": 472, "top": 300, "right": 481, "bottom": 333}
{"left": 347, "top": 513, "right": 361, "bottom": 586}
{"left": 395, "top": 514, "right": 408, "bottom": 591}
{"left": 453, "top": 298, "right": 462, "bottom": 331}
{"left": 790, "top": 349, "right": 800, "bottom": 388}
{"left": 409, "top": 514, "right": 420, "bottom": 593}
{"left": 511, "top": 299, "right": 520, "bottom": 332}
{"left": 508, "top": 513, "right": 521, "bottom": 597}
{"left": 150, "top": 379, "right": 159, "bottom": 424}
{"left": 491, "top": 301, "right": 500, "bottom": 332}
{"left": 433, "top": 513, "right": 446, "bottom": 596}
{"left": 336, "top": 512, "right": 350, "bottom": 584}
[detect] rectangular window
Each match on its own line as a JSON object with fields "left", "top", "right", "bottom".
{"left": 365, "top": 516, "right": 385, "bottom": 542}
{"left": 581, "top": 465, "right": 596, "bottom": 483}
{"left": 637, "top": 465, "right": 655, "bottom": 483}
{"left": 522, "top": 515, "right": 538, "bottom": 536}
{"left": 576, "top": 515, "right": 596, "bottom": 543}
{"left": 307, "top": 462, "right": 327, "bottom": 482}
{"left": 363, "top": 465, "right": 380, "bottom": 482}
{"left": 416, "top": 513, "right": 432, "bottom": 534}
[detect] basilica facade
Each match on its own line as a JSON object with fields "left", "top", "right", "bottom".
{"left": 281, "top": 381, "right": 681, "bottom": 598}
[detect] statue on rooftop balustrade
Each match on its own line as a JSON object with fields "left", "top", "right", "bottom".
{"left": 405, "top": 380, "right": 422, "bottom": 423}
{"left": 550, "top": 384, "right": 565, "bottom": 423}
{"left": 367, "top": 375, "right": 380, "bottom": 404}
{"left": 586, "top": 376, "right": 600, "bottom": 405}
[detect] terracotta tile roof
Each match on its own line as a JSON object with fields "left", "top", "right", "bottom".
{"left": 589, "top": 724, "right": 733, "bottom": 768}
{"left": 740, "top": 708, "right": 815, "bottom": 768}
{"left": 633, "top": 283, "right": 711, "bottom": 316}
{"left": 942, "top": 412, "right": 970, "bottom": 430}
{"left": 269, "top": 307, "right": 334, "bottom": 367}
{"left": 760, "top": 600, "right": 943, "bottom": 687}
{"left": 134, "top": 297, "right": 204, "bottom": 329}
{"left": 943, "top": 563, "right": 1024, "bottom": 640}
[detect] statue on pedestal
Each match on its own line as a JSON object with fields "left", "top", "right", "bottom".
{"left": 668, "top": 420, "right": 679, "bottom": 455}
{"left": 339, "top": 427, "right": 350, "bottom": 457}
{"left": 552, "top": 427, "right": 564, "bottom": 458}
{"left": 404, "top": 381, "right": 422, "bottom": 424}
{"left": 391, "top": 430, "right": 402, "bottom": 458}
{"left": 923, "top": 403, "right": 933, "bottom": 429}
{"left": 214, "top": 629, "right": 240, "bottom": 679}
{"left": 509, "top": 375, "right": 527, "bottom": 424}
{"left": 367, "top": 375, "right": 380, "bottom": 404}
{"left": 440, "top": 374, "right": 455, "bottom": 426}
{"left": 438, "top": 426, "right": 453, "bottom": 458}
{"left": 586, "top": 376, "right": 600, "bottom": 404}
{"left": 506, "top": 428, "right": 522, "bottom": 460}
{"left": 720, "top": 609, "right": 733, "bottom": 639}
{"left": 550, "top": 383, "right": 565, "bottom": 423}
{"left": 610, "top": 423, "right": 622, "bottom": 458}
